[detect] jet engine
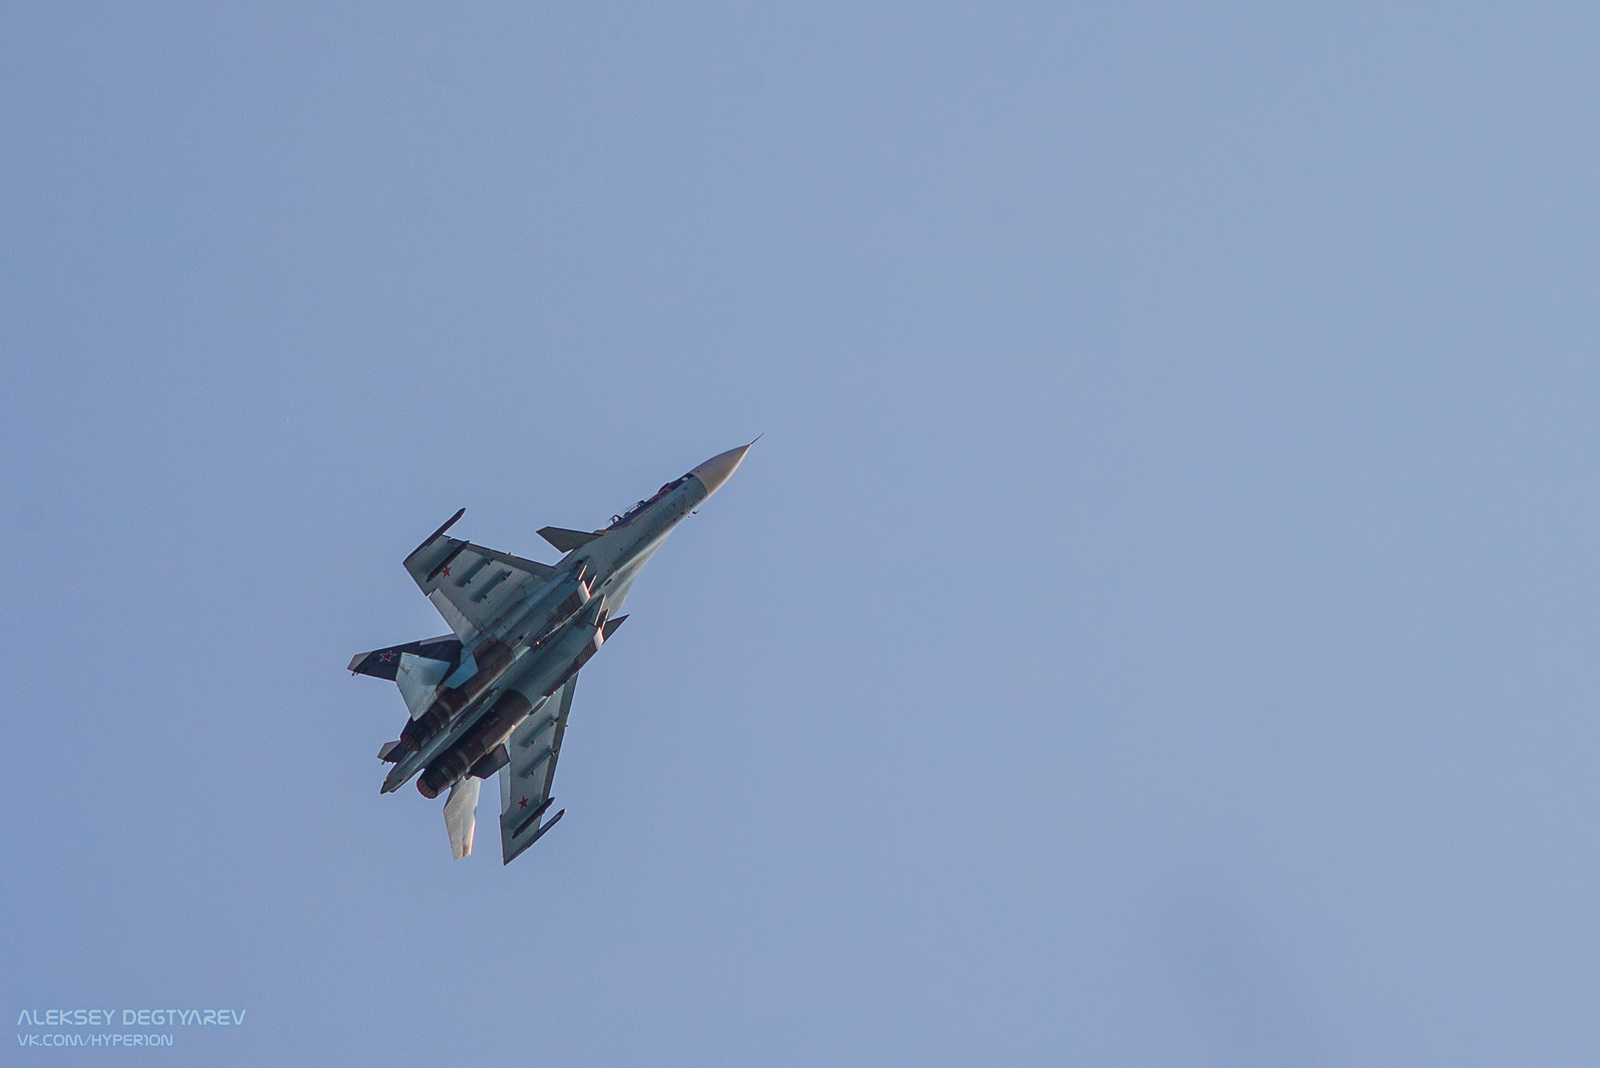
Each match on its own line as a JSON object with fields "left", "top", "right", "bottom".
{"left": 397, "top": 638, "right": 516, "bottom": 754}
{"left": 417, "top": 690, "right": 533, "bottom": 799}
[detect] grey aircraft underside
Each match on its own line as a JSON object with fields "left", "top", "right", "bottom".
{"left": 349, "top": 444, "right": 750, "bottom": 864}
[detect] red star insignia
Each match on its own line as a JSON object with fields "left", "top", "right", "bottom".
{"left": 440, "top": 566, "right": 451, "bottom": 577}
{"left": 378, "top": 651, "right": 395, "bottom": 662}
{"left": 518, "top": 796, "right": 529, "bottom": 809}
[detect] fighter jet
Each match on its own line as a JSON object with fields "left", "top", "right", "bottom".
{"left": 348, "top": 443, "right": 751, "bottom": 864}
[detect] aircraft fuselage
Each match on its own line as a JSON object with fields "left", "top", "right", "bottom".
{"left": 380, "top": 466, "right": 712, "bottom": 798}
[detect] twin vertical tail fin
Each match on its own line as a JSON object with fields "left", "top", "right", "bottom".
{"left": 443, "top": 778, "right": 480, "bottom": 859}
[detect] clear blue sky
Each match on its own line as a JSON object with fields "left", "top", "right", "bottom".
{"left": 5, "top": 4, "right": 1600, "bottom": 1065}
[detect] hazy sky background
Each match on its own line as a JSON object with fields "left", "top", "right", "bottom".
{"left": 5, "top": 3, "right": 1600, "bottom": 1065}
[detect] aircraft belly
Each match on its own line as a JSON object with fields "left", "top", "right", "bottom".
{"left": 387, "top": 621, "right": 599, "bottom": 790}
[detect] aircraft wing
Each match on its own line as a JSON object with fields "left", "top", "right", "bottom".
{"left": 498, "top": 675, "right": 577, "bottom": 864}
{"left": 404, "top": 511, "right": 557, "bottom": 642}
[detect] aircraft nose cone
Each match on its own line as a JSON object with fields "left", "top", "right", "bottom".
{"left": 690, "top": 443, "right": 752, "bottom": 497}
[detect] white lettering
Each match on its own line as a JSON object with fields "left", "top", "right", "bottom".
{"left": 15, "top": 1004, "right": 243, "bottom": 1035}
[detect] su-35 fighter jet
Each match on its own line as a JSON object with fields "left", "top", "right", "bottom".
{"left": 349, "top": 444, "right": 751, "bottom": 864}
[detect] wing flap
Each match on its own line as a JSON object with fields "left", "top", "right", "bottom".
{"left": 426, "top": 588, "right": 477, "bottom": 642}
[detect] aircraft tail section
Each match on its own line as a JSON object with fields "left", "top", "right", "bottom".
{"left": 443, "top": 777, "right": 480, "bottom": 859}
{"left": 348, "top": 636, "right": 462, "bottom": 680}
{"left": 349, "top": 635, "right": 469, "bottom": 721}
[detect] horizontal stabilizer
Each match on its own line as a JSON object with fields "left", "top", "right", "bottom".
{"left": 348, "top": 636, "right": 462, "bottom": 680}
{"left": 538, "top": 526, "right": 601, "bottom": 553}
{"left": 396, "top": 652, "right": 452, "bottom": 719}
{"left": 601, "top": 614, "right": 628, "bottom": 640}
{"left": 378, "top": 740, "right": 404, "bottom": 763}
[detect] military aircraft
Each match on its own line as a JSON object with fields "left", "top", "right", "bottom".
{"left": 349, "top": 443, "right": 751, "bottom": 864}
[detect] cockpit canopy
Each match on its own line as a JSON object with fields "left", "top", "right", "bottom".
{"left": 607, "top": 475, "right": 692, "bottom": 530}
